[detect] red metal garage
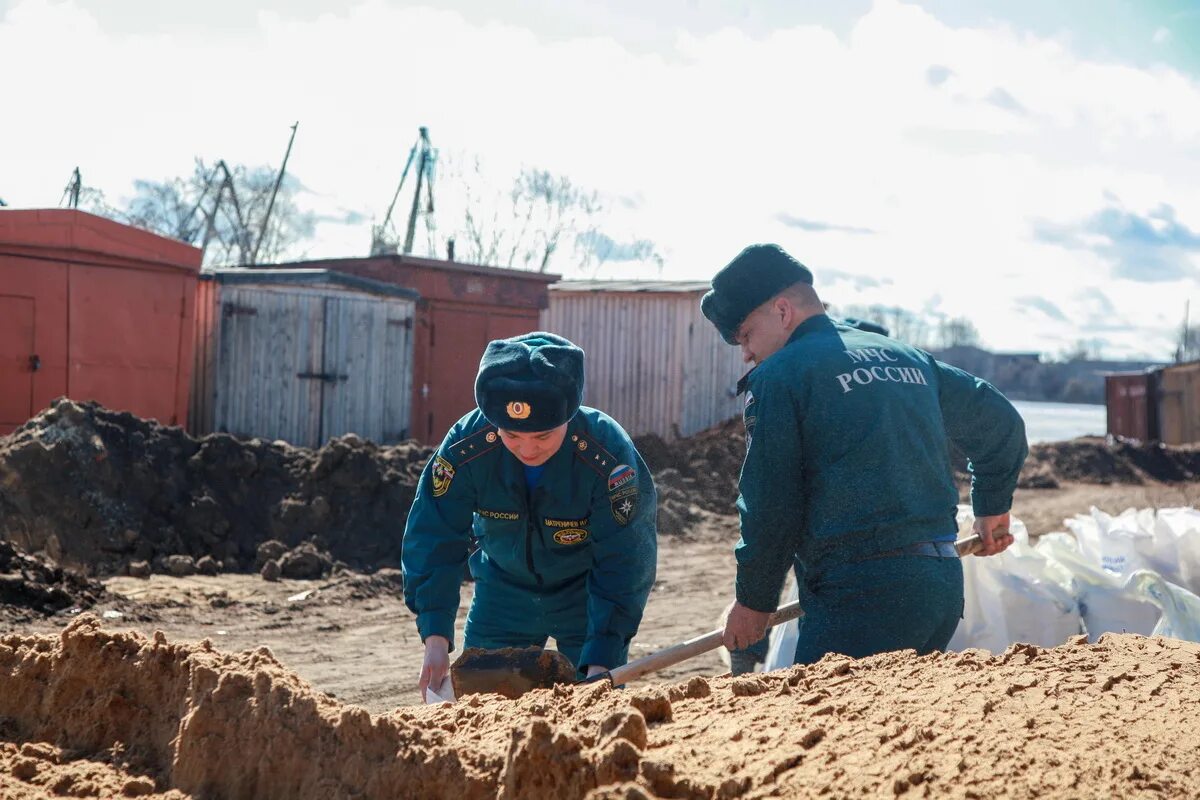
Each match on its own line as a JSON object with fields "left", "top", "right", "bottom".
{"left": 262, "top": 255, "right": 557, "bottom": 444}
{"left": 0, "top": 210, "right": 201, "bottom": 434}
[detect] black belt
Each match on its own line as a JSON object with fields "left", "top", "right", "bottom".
{"left": 856, "top": 540, "right": 959, "bottom": 562}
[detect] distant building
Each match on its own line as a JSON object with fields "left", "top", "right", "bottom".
{"left": 933, "top": 345, "right": 1165, "bottom": 405}
{"left": 1107, "top": 361, "right": 1200, "bottom": 445}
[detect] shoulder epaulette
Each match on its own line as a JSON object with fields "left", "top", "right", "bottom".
{"left": 571, "top": 431, "right": 619, "bottom": 477}
{"left": 445, "top": 424, "right": 502, "bottom": 466}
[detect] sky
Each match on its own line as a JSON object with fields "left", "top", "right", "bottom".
{"left": 2, "top": 0, "right": 1198, "bottom": 360}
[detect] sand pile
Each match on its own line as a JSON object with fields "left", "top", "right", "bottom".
{"left": 2, "top": 617, "right": 1198, "bottom": 799}
{"left": 0, "top": 399, "right": 430, "bottom": 576}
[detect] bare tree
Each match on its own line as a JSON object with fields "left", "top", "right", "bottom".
{"left": 1175, "top": 323, "right": 1200, "bottom": 363}
{"left": 437, "top": 154, "right": 660, "bottom": 275}
{"left": 1061, "top": 338, "right": 1106, "bottom": 362}
{"left": 123, "top": 159, "right": 315, "bottom": 267}
{"left": 936, "top": 316, "right": 982, "bottom": 349}
{"left": 832, "top": 303, "right": 935, "bottom": 349}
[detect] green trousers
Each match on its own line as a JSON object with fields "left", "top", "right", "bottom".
{"left": 791, "top": 553, "right": 964, "bottom": 665}
{"left": 463, "top": 571, "right": 630, "bottom": 676}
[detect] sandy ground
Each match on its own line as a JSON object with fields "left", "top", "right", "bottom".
{"left": 2, "top": 617, "right": 1198, "bottom": 799}
{"left": 3, "top": 481, "right": 1196, "bottom": 715}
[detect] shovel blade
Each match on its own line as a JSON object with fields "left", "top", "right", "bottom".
{"left": 451, "top": 646, "right": 578, "bottom": 700}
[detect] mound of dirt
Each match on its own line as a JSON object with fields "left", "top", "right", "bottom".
{"left": 1, "top": 617, "right": 1198, "bottom": 799}
{"left": 1023, "top": 436, "right": 1200, "bottom": 486}
{"left": 0, "top": 399, "right": 431, "bottom": 576}
{"left": 0, "top": 540, "right": 106, "bottom": 623}
{"left": 634, "top": 419, "right": 746, "bottom": 517}
{"left": 639, "top": 421, "right": 1200, "bottom": 510}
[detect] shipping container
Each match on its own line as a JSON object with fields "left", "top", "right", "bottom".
{"left": 1158, "top": 362, "right": 1200, "bottom": 445}
{"left": 0, "top": 209, "right": 200, "bottom": 433}
{"left": 258, "top": 255, "right": 557, "bottom": 444}
{"left": 540, "top": 281, "right": 747, "bottom": 439}
{"left": 1105, "top": 371, "right": 1156, "bottom": 441}
{"left": 190, "top": 269, "right": 418, "bottom": 447}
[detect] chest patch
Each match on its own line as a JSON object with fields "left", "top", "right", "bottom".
{"left": 553, "top": 528, "right": 589, "bottom": 545}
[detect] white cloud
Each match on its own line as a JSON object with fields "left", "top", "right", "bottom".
{"left": 2, "top": 0, "right": 1197, "bottom": 359}
{"left": 1153, "top": 26, "right": 1171, "bottom": 45}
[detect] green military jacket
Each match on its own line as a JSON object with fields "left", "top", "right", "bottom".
{"left": 401, "top": 406, "right": 657, "bottom": 668}
{"left": 735, "top": 314, "right": 1028, "bottom": 611}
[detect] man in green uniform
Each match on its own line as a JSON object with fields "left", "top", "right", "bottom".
{"left": 702, "top": 244, "right": 1027, "bottom": 665}
{"left": 402, "top": 332, "right": 657, "bottom": 701}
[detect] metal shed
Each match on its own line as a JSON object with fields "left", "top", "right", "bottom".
{"left": 0, "top": 209, "right": 200, "bottom": 434}
{"left": 191, "top": 269, "right": 418, "bottom": 447}
{"left": 540, "top": 280, "right": 746, "bottom": 439}
{"left": 1105, "top": 371, "right": 1158, "bottom": 442}
{"left": 258, "top": 255, "right": 558, "bottom": 444}
{"left": 1106, "top": 361, "right": 1200, "bottom": 445}
{"left": 1158, "top": 361, "right": 1200, "bottom": 445}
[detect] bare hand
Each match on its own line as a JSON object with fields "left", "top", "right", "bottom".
{"left": 722, "top": 601, "right": 771, "bottom": 651}
{"left": 974, "top": 513, "right": 1014, "bottom": 556}
{"left": 419, "top": 635, "right": 450, "bottom": 702}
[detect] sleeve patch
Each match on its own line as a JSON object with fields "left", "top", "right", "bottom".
{"left": 431, "top": 456, "right": 456, "bottom": 497}
{"left": 610, "top": 484, "right": 639, "bottom": 525}
{"left": 608, "top": 464, "right": 636, "bottom": 492}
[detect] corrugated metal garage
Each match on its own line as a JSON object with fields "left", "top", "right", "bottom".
{"left": 0, "top": 209, "right": 200, "bottom": 434}
{"left": 541, "top": 281, "right": 747, "bottom": 439}
{"left": 191, "top": 269, "right": 418, "bottom": 447}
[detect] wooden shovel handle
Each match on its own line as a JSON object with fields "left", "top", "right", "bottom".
{"left": 600, "top": 532, "right": 990, "bottom": 687}
{"left": 604, "top": 600, "right": 803, "bottom": 686}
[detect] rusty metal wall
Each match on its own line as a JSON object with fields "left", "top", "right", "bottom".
{"left": 1158, "top": 363, "right": 1200, "bottom": 445}
{"left": 1, "top": 210, "right": 201, "bottom": 433}
{"left": 541, "top": 290, "right": 745, "bottom": 439}
{"left": 1105, "top": 373, "right": 1152, "bottom": 441}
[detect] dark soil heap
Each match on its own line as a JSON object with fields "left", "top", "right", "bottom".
{"left": 0, "top": 540, "right": 106, "bottom": 622}
{"left": 637, "top": 422, "right": 1200, "bottom": 505}
{"left": 0, "top": 400, "right": 431, "bottom": 576}
{"left": 4, "top": 400, "right": 1196, "bottom": 576}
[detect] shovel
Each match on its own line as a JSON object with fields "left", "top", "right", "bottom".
{"left": 444, "top": 531, "right": 994, "bottom": 701}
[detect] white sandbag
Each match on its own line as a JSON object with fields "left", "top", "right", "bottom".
{"left": 1065, "top": 507, "right": 1162, "bottom": 578}
{"left": 949, "top": 509, "right": 1081, "bottom": 654}
{"left": 1155, "top": 507, "right": 1200, "bottom": 596}
{"left": 1127, "top": 570, "right": 1200, "bottom": 643}
{"left": 763, "top": 575, "right": 799, "bottom": 672}
{"left": 1035, "top": 532, "right": 1160, "bottom": 640}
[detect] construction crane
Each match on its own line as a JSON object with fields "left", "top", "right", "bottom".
{"left": 371, "top": 126, "right": 436, "bottom": 256}
{"left": 61, "top": 167, "right": 83, "bottom": 209}
{"left": 173, "top": 160, "right": 253, "bottom": 264}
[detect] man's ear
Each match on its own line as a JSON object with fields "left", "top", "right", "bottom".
{"left": 774, "top": 296, "right": 794, "bottom": 326}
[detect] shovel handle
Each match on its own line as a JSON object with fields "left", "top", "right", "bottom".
{"left": 603, "top": 600, "right": 803, "bottom": 687}
{"left": 598, "top": 532, "right": 990, "bottom": 688}
{"left": 954, "top": 526, "right": 1010, "bottom": 557}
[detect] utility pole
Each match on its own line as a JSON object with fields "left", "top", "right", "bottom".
{"left": 1183, "top": 300, "right": 1192, "bottom": 363}
{"left": 251, "top": 121, "right": 299, "bottom": 265}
